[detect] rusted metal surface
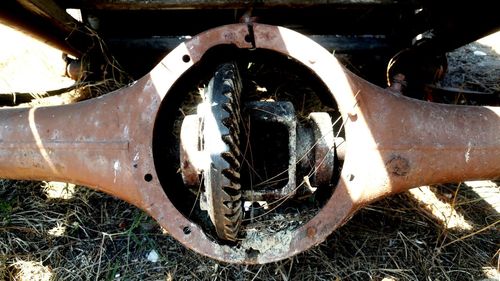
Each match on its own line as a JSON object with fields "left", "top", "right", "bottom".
{"left": 0, "top": 23, "right": 499, "bottom": 264}
{"left": 196, "top": 62, "right": 244, "bottom": 242}
{"left": 242, "top": 101, "right": 298, "bottom": 200}
{"left": 63, "top": 0, "right": 395, "bottom": 10}
{"left": 181, "top": 100, "right": 338, "bottom": 204}
{"left": 308, "top": 112, "right": 335, "bottom": 186}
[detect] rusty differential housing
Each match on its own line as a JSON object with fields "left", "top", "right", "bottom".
{"left": 0, "top": 24, "right": 499, "bottom": 264}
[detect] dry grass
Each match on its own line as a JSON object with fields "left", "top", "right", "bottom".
{"left": 0, "top": 24, "right": 499, "bottom": 280}
{"left": 0, "top": 180, "right": 498, "bottom": 280}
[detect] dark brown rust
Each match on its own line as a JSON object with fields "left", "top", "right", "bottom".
{"left": 0, "top": 23, "right": 499, "bottom": 264}
{"left": 308, "top": 112, "right": 335, "bottom": 186}
{"left": 386, "top": 155, "right": 410, "bottom": 176}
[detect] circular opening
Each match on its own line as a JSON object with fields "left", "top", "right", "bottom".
{"left": 153, "top": 46, "right": 344, "bottom": 248}
{"left": 144, "top": 174, "right": 153, "bottom": 182}
{"left": 182, "top": 226, "right": 191, "bottom": 235}
{"left": 244, "top": 34, "right": 252, "bottom": 43}
{"left": 182, "top": 55, "right": 191, "bottom": 63}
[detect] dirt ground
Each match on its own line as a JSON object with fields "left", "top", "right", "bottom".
{"left": 0, "top": 24, "right": 499, "bottom": 281}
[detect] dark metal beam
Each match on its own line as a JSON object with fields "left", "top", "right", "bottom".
{"left": 106, "top": 34, "right": 389, "bottom": 53}
{"left": 17, "top": 0, "right": 81, "bottom": 35}
{"left": 0, "top": 0, "right": 95, "bottom": 56}
{"left": 60, "top": 0, "right": 400, "bottom": 10}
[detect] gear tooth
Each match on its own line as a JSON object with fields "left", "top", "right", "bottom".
{"left": 222, "top": 117, "right": 240, "bottom": 136}
{"left": 230, "top": 199, "right": 242, "bottom": 212}
{"left": 222, "top": 103, "right": 240, "bottom": 132}
{"left": 222, "top": 104, "right": 240, "bottom": 137}
{"left": 222, "top": 208, "right": 241, "bottom": 241}
{"left": 225, "top": 208, "right": 242, "bottom": 226}
{"left": 222, "top": 103, "right": 234, "bottom": 114}
{"left": 223, "top": 194, "right": 241, "bottom": 208}
{"left": 224, "top": 225, "right": 238, "bottom": 236}
{"left": 229, "top": 116, "right": 241, "bottom": 136}
{"left": 227, "top": 208, "right": 242, "bottom": 237}
{"left": 223, "top": 201, "right": 234, "bottom": 210}
{"left": 221, "top": 151, "right": 241, "bottom": 170}
{"left": 220, "top": 191, "right": 232, "bottom": 202}
{"left": 223, "top": 91, "right": 235, "bottom": 101}
{"left": 222, "top": 198, "right": 237, "bottom": 208}
{"left": 228, "top": 183, "right": 241, "bottom": 192}
{"left": 222, "top": 168, "right": 240, "bottom": 182}
{"left": 224, "top": 230, "right": 238, "bottom": 241}
{"left": 225, "top": 212, "right": 241, "bottom": 227}
{"left": 222, "top": 134, "right": 242, "bottom": 157}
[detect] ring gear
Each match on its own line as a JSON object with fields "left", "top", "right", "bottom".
{"left": 200, "top": 62, "right": 243, "bottom": 241}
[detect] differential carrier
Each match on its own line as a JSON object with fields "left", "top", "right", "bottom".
{"left": 179, "top": 62, "right": 345, "bottom": 241}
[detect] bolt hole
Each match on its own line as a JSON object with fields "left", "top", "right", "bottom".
{"left": 144, "top": 174, "right": 153, "bottom": 182}
{"left": 183, "top": 226, "right": 191, "bottom": 235}
{"left": 348, "top": 112, "right": 358, "bottom": 121}
{"left": 245, "top": 247, "right": 260, "bottom": 259}
{"left": 347, "top": 174, "right": 355, "bottom": 181}
{"left": 133, "top": 164, "right": 138, "bottom": 168}
{"left": 244, "top": 34, "right": 252, "bottom": 43}
{"left": 182, "top": 55, "right": 191, "bottom": 63}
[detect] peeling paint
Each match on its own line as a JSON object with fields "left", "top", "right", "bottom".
{"left": 465, "top": 141, "right": 471, "bottom": 163}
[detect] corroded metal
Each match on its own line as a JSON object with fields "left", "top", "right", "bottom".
{"left": 197, "top": 62, "right": 243, "bottom": 242}
{"left": 308, "top": 112, "right": 335, "bottom": 186}
{"left": 0, "top": 23, "right": 499, "bottom": 264}
{"left": 182, "top": 100, "right": 339, "bottom": 203}
{"left": 241, "top": 101, "right": 298, "bottom": 200}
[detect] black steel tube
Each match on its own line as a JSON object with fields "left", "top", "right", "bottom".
{"left": 0, "top": 1, "right": 94, "bottom": 57}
